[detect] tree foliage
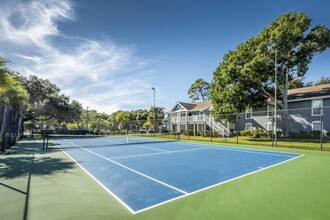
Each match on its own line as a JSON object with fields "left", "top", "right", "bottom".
{"left": 115, "top": 111, "right": 130, "bottom": 130}
{"left": 310, "top": 76, "right": 330, "bottom": 86}
{"left": 0, "top": 57, "right": 29, "bottom": 113}
{"left": 211, "top": 12, "right": 330, "bottom": 120}
{"left": 288, "top": 76, "right": 330, "bottom": 89}
{"left": 188, "top": 79, "right": 210, "bottom": 102}
{"left": 143, "top": 120, "right": 152, "bottom": 129}
{"left": 13, "top": 74, "right": 73, "bottom": 122}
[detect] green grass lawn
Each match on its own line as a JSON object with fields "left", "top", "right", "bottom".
{"left": 0, "top": 138, "right": 329, "bottom": 220}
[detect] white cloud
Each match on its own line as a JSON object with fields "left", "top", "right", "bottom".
{"left": 0, "top": 0, "right": 156, "bottom": 114}
{"left": 0, "top": 0, "right": 73, "bottom": 50}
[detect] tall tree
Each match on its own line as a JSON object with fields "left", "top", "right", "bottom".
{"left": 211, "top": 12, "right": 330, "bottom": 136}
{"left": 115, "top": 111, "right": 129, "bottom": 131}
{"left": 66, "top": 100, "right": 84, "bottom": 129}
{"left": 188, "top": 79, "right": 210, "bottom": 102}
{"left": 0, "top": 58, "right": 29, "bottom": 113}
{"left": 14, "top": 74, "right": 71, "bottom": 122}
{"left": 148, "top": 106, "right": 165, "bottom": 132}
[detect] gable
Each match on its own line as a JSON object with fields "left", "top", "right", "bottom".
{"left": 172, "top": 104, "right": 184, "bottom": 111}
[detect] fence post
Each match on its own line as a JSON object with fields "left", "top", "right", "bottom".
{"left": 235, "top": 114, "right": 239, "bottom": 144}
{"left": 320, "top": 106, "right": 323, "bottom": 150}
{"left": 210, "top": 116, "right": 213, "bottom": 142}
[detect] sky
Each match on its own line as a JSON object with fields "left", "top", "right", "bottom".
{"left": 0, "top": 0, "right": 329, "bottom": 114}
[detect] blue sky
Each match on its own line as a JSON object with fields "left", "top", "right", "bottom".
{"left": 0, "top": 0, "right": 329, "bottom": 114}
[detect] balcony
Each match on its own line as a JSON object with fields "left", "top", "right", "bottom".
{"left": 172, "top": 115, "right": 206, "bottom": 123}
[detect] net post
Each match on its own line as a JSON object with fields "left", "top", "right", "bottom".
{"left": 46, "top": 136, "right": 49, "bottom": 149}
{"left": 42, "top": 132, "right": 45, "bottom": 150}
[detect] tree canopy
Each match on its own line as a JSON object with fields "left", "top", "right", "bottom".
{"left": 13, "top": 74, "right": 75, "bottom": 122}
{"left": 115, "top": 111, "right": 130, "bottom": 130}
{"left": 211, "top": 12, "right": 330, "bottom": 116}
{"left": 311, "top": 76, "right": 330, "bottom": 86}
{"left": 188, "top": 79, "right": 210, "bottom": 102}
{"left": 0, "top": 57, "right": 29, "bottom": 113}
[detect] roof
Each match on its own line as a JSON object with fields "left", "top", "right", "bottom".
{"left": 191, "top": 100, "right": 212, "bottom": 111}
{"left": 288, "top": 84, "right": 330, "bottom": 100}
{"left": 177, "top": 102, "right": 196, "bottom": 110}
{"left": 176, "top": 100, "right": 212, "bottom": 111}
{"left": 170, "top": 84, "right": 330, "bottom": 113}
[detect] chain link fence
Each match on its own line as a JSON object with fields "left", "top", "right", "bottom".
{"left": 178, "top": 106, "right": 330, "bottom": 151}
{"left": 0, "top": 102, "right": 24, "bottom": 153}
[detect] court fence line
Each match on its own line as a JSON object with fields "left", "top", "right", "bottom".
{"left": 0, "top": 102, "right": 24, "bottom": 153}
{"left": 178, "top": 106, "right": 329, "bottom": 151}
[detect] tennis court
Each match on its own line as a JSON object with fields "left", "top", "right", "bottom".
{"left": 50, "top": 135, "right": 302, "bottom": 214}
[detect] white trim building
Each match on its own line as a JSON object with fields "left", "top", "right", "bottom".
{"left": 165, "top": 100, "right": 229, "bottom": 137}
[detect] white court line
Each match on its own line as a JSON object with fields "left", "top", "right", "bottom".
{"left": 63, "top": 140, "right": 188, "bottom": 195}
{"left": 51, "top": 140, "right": 136, "bottom": 214}
{"left": 133, "top": 153, "right": 304, "bottom": 214}
{"left": 109, "top": 147, "right": 211, "bottom": 160}
{"left": 53, "top": 139, "right": 304, "bottom": 214}
{"left": 172, "top": 141, "right": 298, "bottom": 158}
{"left": 134, "top": 145, "right": 170, "bottom": 153}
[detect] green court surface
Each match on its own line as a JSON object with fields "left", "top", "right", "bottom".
{"left": 0, "top": 139, "right": 329, "bottom": 220}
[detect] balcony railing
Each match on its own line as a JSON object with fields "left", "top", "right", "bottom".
{"left": 172, "top": 115, "right": 206, "bottom": 123}
{"left": 171, "top": 115, "right": 230, "bottom": 137}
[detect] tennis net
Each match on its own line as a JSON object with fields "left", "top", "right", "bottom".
{"left": 43, "top": 133, "right": 179, "bottom": 149}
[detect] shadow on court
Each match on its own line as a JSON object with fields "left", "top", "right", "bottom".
{"left": 0, "top": 139, "right": 75, "bottom": 220}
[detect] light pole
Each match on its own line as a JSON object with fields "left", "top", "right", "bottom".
{"left": 151, "top": 87, "right": 156, "bottom": 134}
{"left": 86, "top": 106, "right": 89, "bottom": 131}
{"left": 274, "top": 47, "right": 277, "bottom": 147}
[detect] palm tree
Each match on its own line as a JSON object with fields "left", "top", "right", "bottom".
{"left": 0, "top": 57, "right": 29, "bottom": 112}
{"left": 115, "top": 111, "right": 129, "bottom": 131}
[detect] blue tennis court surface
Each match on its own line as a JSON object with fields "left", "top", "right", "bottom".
{"left": 52, "top": 136, "right": 302, "bottom": 214}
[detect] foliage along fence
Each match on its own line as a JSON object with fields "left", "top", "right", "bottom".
{"left": 0, "top": 102, "right": 24, "bottom": 153}
{"left": 39, "top": 119, "right": 167, "bottom": 135}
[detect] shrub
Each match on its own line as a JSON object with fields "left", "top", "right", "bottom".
{"left": 254, "top": 133, "right": 261, "bottom": 138}
{"left": 240, "top": 130, "right": 252, "bottom": 136}
{"left": 182, "top": 130, "right": 193, "bottom": 136}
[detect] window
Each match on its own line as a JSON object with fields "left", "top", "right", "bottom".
{"left": 245, "top": 123, "right": 252, "bottom": 130}
{"left": 267, "top": 105, "right": 274, "bottom": 118}
{"left": 312, "top": 121, "right": 321, "bottom": 131}
{"left": 312, "top": 99, "right": 323, "bottom": 116}
{"left": 245, "top": 107, "right": 252, "bottom": 119}
{"left": 267, "top": 122, "right": 273, "bottom": 131}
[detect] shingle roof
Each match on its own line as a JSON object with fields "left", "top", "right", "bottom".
{"left": 191, "top": 100, "right": 212, "bottom": 110}
{"left": 177, "top": 100, "right": 212, "bottom": 111}
{"left": 288, "top": 84, "right": 330, "bottom": 100}
{"left": 177, "top": 102, "right": 196, "bottom": 110}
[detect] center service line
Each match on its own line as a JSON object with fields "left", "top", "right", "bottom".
{"left": 63, "top": 140, "right": 188, "bottom": 195}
